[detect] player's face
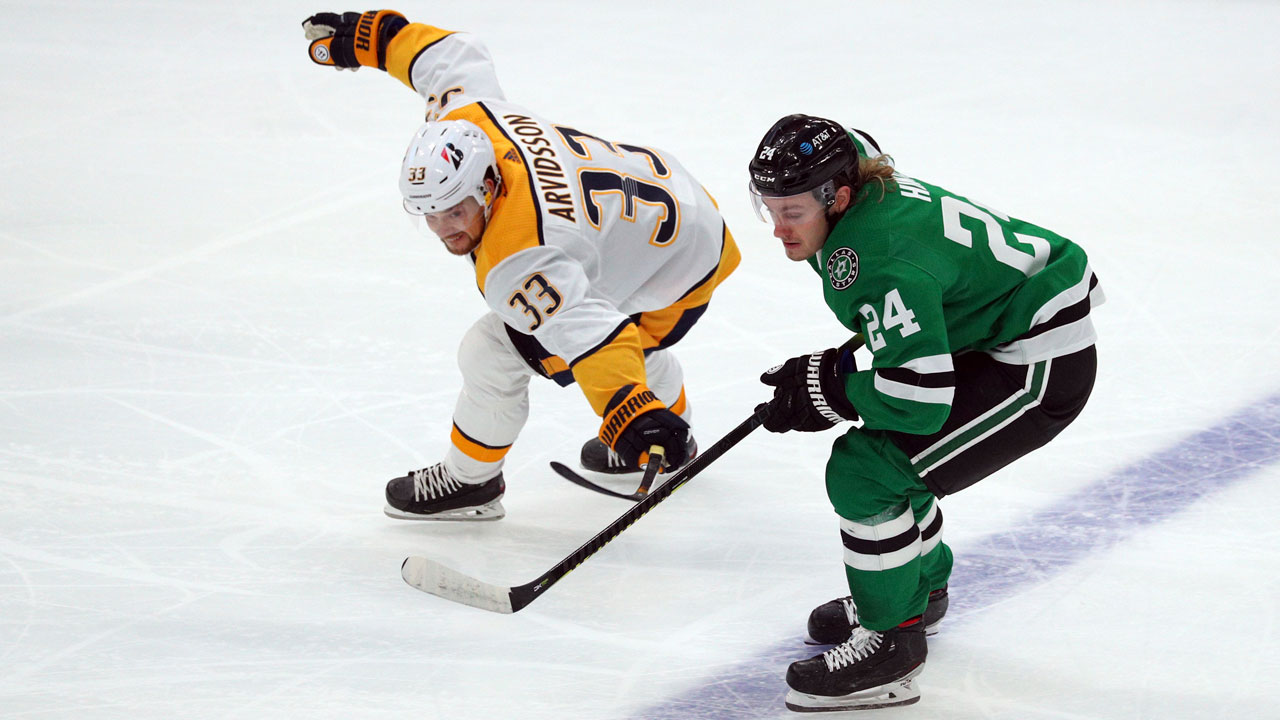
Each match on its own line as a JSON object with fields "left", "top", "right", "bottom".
{"left": 423, "top": 197, "right": 487, "bottom": 256}
{"left": 761, "top": 194, "right": 832, "bottom": 261}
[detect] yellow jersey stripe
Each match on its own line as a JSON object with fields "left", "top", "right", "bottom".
{"left": 442, "top": 103, "right": 544, "bottom": 295}
{"left": 385, "top": 24, "right": 456, "bottom": 89}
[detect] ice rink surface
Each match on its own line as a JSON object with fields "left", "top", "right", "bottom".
{"left": 4, "top": 1, "right": 1280, "bottom": 717}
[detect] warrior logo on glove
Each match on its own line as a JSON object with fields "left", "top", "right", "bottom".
{"left": 600, "top": 385, "right": 690, "bottom": 469}
{"left": 303, "top": 10, "right": 408, "bottom": 70}
{"left": 757, "top": 345, "right": 860, "bottom": 433}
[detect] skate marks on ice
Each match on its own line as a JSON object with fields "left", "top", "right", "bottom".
{"left": 630, "top": 392, "right": 1280, "bottom": 719}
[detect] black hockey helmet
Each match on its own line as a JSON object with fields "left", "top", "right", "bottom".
{"left": 748, "top": 114, "right": 857, "bottom": 198}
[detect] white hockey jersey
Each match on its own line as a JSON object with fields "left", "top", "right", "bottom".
{"left": 384, "top": 24, "right": 739, "bottom": 414}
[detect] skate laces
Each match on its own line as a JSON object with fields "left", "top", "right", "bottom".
{"left": 823, "top": 626, "right": 883, "bottom": 671}
{"left": 411, "top": 464, "right": 462, "bottom": 501}
{"left": 606, "top": 446, "right": 626, "bottom": 468}
{"left": 839, "top": 597, "right": 857, "bottom": 626}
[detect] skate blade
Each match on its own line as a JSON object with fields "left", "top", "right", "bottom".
{"left": 784, "top": 672, "right": 921, "bottom": 712}
{"left": 383, "top": 500, "right": 505, "bottom": 522}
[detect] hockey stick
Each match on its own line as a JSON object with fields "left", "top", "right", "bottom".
{"left": 549, "top": 461, "right": 645, "bottom": 500}
{"left": 550, "top": 333, "right": 862, "bottom": 501}
{"left": 549, "top": 443, "right": 668, "bottom": 501}
{"left": 401, "top": 408, "right": 768, "bottom": 613}
{"left": 635, "top": 444, "right": 664, "bottom": 495}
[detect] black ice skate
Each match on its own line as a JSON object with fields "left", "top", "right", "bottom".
{"left": 578, "top": 433, "right": 698, "bottom": 475}
{"left": 384, "top": 463, "right": 505, "bottom": 521}
{"left": 785, "top": 620, "right": 927, "bottom": 712}
{"left": 807, "top": 585, "right": 948, "bottom": 645}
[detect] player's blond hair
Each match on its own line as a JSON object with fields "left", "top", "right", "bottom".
{"left": 857, "top": 154, "right": 897, "bottom": 201}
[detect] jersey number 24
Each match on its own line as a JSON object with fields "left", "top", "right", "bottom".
{"left": 860, "top": 196, "right": 1052, "bottom": 351}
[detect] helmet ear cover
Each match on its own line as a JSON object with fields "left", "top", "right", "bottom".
{"left": 812, "top": 179, "right": 837, "bottom": 208}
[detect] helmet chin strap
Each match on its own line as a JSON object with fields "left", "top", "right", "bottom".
{"left": 822, "top": 208, "right": 841, "bottom": 237}
{"left": 822, "top": 186, "right": 854, "bottom": 231}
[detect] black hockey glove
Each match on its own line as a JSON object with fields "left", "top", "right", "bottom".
{"left": 599, "top": 384, "right": 691, "bottom": 469}
{"left": 757, "top": 346, "right": 859, "bottom": 433}
{"left": 302, "top": 10, "right": 408, "bottom": 70}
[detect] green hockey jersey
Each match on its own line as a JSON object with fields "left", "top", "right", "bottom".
{"left": 812, "top": 134, "right": 1104, "bottom": 435}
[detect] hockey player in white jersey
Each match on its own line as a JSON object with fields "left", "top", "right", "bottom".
{"left": 301, "top": 11, "right": 739, "bottom": 520}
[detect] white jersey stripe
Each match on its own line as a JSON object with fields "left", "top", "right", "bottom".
{"left": 840, "top": 507, "right": 915, "bottom": 540}
{"left": 875, "top": 373, "right": 955, "bottom": 405}
{"left": 988, "top": 314, "right": 1097, "bottom": 365}
{"left": 900, "top": 353, "right": 954, "bottom": 374}
{"left": 987, "top": 265, "right": 1099, "bottom": 364}
{"left": 917, "top": 499, "right": 942, "bottom": 556}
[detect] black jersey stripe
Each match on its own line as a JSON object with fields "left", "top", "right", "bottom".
{"left": 840, "top": 525, "right": 920, "bottom": 557}
{"left": 452, "top": 422, "right": 512, "bottom": 451}
{"left": 1021, "top": 293, "right": 1091, "bottom": 341}
{"left": 919, "top": 504, "right": 943, "bottom": 543}
{"left": 1019, "top": 271, "right": 1098, "bottom": 341}
{"left": 568, "top": 318, "right": 635, "bottom": 367}
{"left": 676, "top": 222, "right": 729, "bottom": 302}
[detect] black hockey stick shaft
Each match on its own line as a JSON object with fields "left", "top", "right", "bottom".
{"left": 506, "top": 405, "right": 768, "bottom": 611}
{"left": 404, "top": 334, "right": 864, "bottom": 613}
{"left": 401, "top": 407, "right": 768, "bottom": 612}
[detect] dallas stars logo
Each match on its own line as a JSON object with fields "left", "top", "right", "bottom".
{"left": 826, "top": 247, "right": 859, "bottom": 290}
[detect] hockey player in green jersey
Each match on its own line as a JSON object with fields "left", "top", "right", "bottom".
{"left": 748, "top": 114, "right": 1102, "bottom": 712}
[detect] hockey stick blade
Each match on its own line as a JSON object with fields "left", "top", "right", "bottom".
{"left": 549, "top": 461, "right": 643, "bottom": 501}
{"left": 400, "top": 556, "right": 516, "bottom": 613}
{"left": 549, "top": 445, "right": 670, "bottom": 500}
{"left": 402, "top": 405, "right": 772, "bottom": 613}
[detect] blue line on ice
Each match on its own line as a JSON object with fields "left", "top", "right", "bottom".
{"left": 632, "top": 393, "right": 1280, "bottom": 718}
